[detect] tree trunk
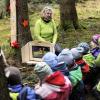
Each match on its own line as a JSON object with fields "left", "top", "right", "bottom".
{"left": 59, "top": 0, "right": 79, "bottom": 30}
{"left": 9, "top": 0, "right": 33, "bottom": 63}
{"left": 0, "top": 48, "right": 10, "bottom": 100}
{"left": 17, "top": 0, "right": 33, "bottom": 47}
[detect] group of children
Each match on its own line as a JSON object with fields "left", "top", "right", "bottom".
{"left": 4, "top": 34, "right": 100, "bottom": 100}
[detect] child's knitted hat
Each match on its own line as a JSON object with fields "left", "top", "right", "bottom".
{"left": 78, "top": 42, "right": 90, "bottom": 53}
{"left": 71, "top": 47, "right": 84, "bottom": 59}
{"left": 42, "top": 52, "right": 58, "bottom": 68}
{"left": 5, "top": 66, "right": 22, "bottom": 86}
{"left": 57, "top": 49, "right": 74, "bottom": 65}
{"left": 34, "top": 62, "right": 53, "bottom": 81}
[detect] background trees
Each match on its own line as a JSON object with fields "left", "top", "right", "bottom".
{"left": 59, "top": 0, "right": 79, "bottom": 30}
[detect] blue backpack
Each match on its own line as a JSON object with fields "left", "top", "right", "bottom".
{"left": 10, "top": 86, "right": 37, "bottom": 100}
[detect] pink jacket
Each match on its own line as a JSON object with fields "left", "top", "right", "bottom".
{"left": 36, "top": 71, "right": 72, "bottom": 100}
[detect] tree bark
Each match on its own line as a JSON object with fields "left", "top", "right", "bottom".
{"left": 17, "top": 0, "right": 33, "bottom": 47}
{"left": 59, "top": 0, "right": 79, "bottom": 30}
{"left": 0, "top": 47, "right": 10, "bottom": 100}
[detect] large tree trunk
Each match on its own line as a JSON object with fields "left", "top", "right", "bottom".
{"left": 17, "top": 0, "right": 33, "bottom": 47}
{"left": 59, "top": 0, "right": 79, "bottom": 30}
{"left": 0, "top": 47, "right": 10, "bottom": 100}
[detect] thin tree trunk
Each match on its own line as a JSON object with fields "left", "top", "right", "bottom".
{"left": 0, "top": 47, "right": 10, "bottom": 100}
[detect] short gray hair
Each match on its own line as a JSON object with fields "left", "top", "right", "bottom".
{"left": 41, "top": 6, "right": 53, "bottom": 14}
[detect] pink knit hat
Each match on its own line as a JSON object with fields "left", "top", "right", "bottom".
{"left": 92, "top": 34, "right": 100, "bottom": 46}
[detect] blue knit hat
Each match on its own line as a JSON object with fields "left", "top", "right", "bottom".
{"left": 57, "top": 49, "right": 74, "bottom": 65}
{"left": 42, "top": 52, "right": 58, "bottom": 68}
{"left": 78, "top": 42, "right": 90, "bottom": 53}
{"left": 71, "top": 47, "right": 84, "bottom": 59}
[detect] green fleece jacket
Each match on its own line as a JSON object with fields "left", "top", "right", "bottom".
{"left": 83, "top": 53, "right": 100, "bottom": 67}
{"left": 83, "top": 53, "right": 95, "bottom": 67}
{"left": 34, "top": 18, "right": 58, "bottom": 44}
{"left": 69, "top": 65, "right": 82, "bottom": 87}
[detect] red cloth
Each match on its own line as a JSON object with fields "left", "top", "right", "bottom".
{"left": 45, "top": 71, "right": 65, "bottom": 86}
{"left": 10, "top": 40, "right": 19, "bottom": 48}
{"left": 75, "top": 59, "right": 90, "bottom": 73}
{"left": 22, "top": 20, "right": 28, "bottom": 28}
{"left": 36, "top": 71, "right": 72, "bottom": 100}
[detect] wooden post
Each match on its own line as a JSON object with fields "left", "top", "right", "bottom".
{"left": 10, "top": 0, "right": 17, "bottom": 42}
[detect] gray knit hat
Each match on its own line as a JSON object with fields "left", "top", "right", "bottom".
{"left": 5, "top": 66, "right": 22, "bottom": 85}
{"left": 71, "top": 47, "right": 84, "bottom": 59}
{"left": 34, "top": 62, "right": 53, "bottom": 81}
{"left": 57, "top": 49, "right": 74, "bottom": 65}
{"left": 78, "top": 42, "right": 90, "bottom": 53}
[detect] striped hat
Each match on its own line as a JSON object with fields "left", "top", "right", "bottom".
{"left": 34, "top": 62, "right": 53, "bottom": 81}
{"left": 78, "top": 42, "right": 90, "bottom": 53}
{"left": 52, "top": 62, "right": 69, "bottom": 76}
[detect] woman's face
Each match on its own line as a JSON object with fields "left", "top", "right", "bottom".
{"left": 43, "top": 10, "right": 52, "bottom": 21}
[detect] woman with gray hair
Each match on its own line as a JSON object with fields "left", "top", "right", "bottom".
{"left": 34, "top": 6, "right": 58, "bottom": 44}
{"left": 34, "top": 6, "right": 62, "bottom": 55}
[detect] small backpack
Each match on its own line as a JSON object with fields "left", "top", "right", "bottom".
{"left": 18, "top": 86, "right": 27, "bottom": 100}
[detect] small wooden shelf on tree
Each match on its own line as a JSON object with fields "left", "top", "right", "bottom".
{"left": 21, "top": 41, "right": 55, "bottom": 65}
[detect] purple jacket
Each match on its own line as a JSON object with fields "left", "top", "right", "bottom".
{"left": 91, "top": 47, "right": 100, "bottom": 58}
